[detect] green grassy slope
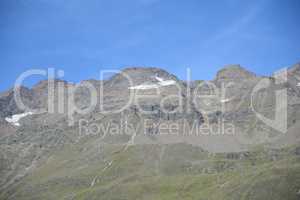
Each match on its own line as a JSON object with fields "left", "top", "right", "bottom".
{"left": 2, "top": 139, "right": 300, "bottom": 200}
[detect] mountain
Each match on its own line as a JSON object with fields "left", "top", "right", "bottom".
{"left": 1, "top": 64, "right": 300, "bottom": 199}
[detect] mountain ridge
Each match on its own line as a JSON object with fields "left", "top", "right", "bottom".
{"left": 1, "top": 63, "right": 300, "bottom": 199}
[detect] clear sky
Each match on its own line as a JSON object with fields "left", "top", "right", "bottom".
{"left": 1, "top": 0, "right": 300, "bottom": 91}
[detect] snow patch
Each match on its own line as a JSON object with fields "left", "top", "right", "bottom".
{"left": 297, "top": 82, "right": 300, "bottom": 87}
{"left": 5, "top": 112, "right": 34, "bottom": 126}
{"left": 155, "top": 76, "right": 164, "bottom": 82}
{"left": 220, "top": 98, "right": 231, "bottom": 103}
{"left": 129, "top": 76, "right": 176, "bottom": 90}
{"left": 128, "top": 84, "right": 160, "bottom": 90}
{"left": 158, "top": 79, "right": 176, "bottom": 86}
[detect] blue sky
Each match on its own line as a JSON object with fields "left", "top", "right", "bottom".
{"left": 1, "top": 0, "right": 300, "bottom": 91}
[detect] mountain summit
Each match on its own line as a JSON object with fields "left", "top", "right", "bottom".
{"left": 215, "top": 64, "right": 256, "bottom": 81}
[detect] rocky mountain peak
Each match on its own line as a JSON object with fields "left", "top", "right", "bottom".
{"left": 105, "top": 67, "right": 178, "bottom": 87}
{"left": 32, "top": 79, "right": 68, "bottom": 90}
{"left": 80, "top": 79, "right": 102, "bottom": 86}
{"left": 122, "top": 67, "right": 176, "bottom": 79}
{"left": 215, "top": 64, "right": 256, "bottom": 81}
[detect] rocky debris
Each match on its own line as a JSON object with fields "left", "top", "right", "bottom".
{"left": 0, "top": 118, "right": 16, "bottom": 137}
